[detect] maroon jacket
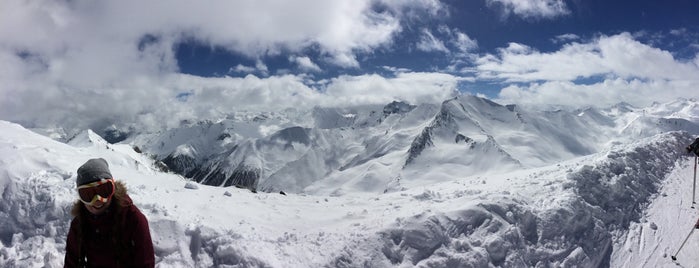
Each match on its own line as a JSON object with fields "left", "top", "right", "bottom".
{"left": 64, "top": 181, "right": 154, "bottom": 268}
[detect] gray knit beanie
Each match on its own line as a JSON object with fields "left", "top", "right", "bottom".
{"left": 76, "top": 158, "right": 113, "bottom": 186}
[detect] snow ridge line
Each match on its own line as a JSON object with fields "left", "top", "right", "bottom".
{"left": 328, "top": 131, "right": 692, "bottom": 267}
{"left": 560, "top": 131, "right": 691, "bottom": 266}
{"left": 568, "top": 131, "right": 690, "bottom": 229}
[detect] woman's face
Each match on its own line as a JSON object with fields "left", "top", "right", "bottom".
{"left": 84, "top": 198, "right": 112, "bottom": 215}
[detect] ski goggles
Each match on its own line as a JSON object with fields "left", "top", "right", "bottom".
{"left": 77, "top": 178, "right": 115, "bottom": 205}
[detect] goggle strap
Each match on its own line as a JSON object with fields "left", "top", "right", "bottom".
{"left": 77, "top": 178, "right": 114, "bottom": 189}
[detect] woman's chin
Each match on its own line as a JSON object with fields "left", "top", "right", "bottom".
{"left": 85, "top": 200, "right": 110, "bottom": 215}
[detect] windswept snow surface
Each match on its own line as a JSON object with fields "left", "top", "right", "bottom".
{"left": 612, "top": 155, "right": 699, "bottom": 268}
{"left": 1, "top": 113, "right": 699, "bottom": 267}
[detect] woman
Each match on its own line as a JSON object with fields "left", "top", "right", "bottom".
{"left": 64, "top": 158, "right": 154, "bottom": 268}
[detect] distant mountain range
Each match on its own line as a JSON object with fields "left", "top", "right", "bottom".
{"left": 60, "top": 95, "right": 699, "bottom": 195}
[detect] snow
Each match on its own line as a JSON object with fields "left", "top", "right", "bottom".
{"left": 1, "top": 98, "right": 699, "bottom": 267}
{"left": 612, "top": 156, "right": 699, "bottom": 267}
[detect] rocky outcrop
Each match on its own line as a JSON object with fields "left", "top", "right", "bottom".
{"left": 162, "top": 153, "right": 198, "bottom": 176}
{"left": 383, "top": 101, "right": 416, "bottom": 116}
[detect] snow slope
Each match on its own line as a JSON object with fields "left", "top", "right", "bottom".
{"left": 612, "top": 155, "right": 699, "bottom": 267}
{"left": 2, "top": 113, "right": 699, "bottom": 267}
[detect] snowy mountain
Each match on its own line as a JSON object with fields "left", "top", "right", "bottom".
{"left": 1, "top": 96, "right": 699, "bottom": 267}
{"left": 123, "top": 96, "right": 699, "bottom": 196}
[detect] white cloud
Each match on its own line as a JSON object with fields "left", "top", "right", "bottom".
{"left": 435, "top": 26, "right": 479, "bottom": 75}
{"left": 483, "top": 32, "right": 699, "bottom": 107}
{"left": 0, "top": 0, "right": 438, "bottom": 81}
{"left": 486, "top": 0, "right": 570, "bottom": 20}
{"left": 0, "top": 0, "right": 449, "bottom": 131}
{"left": 495, "top": 78, "right": 698, "bottom": 108}
{"left": 0, "top": 66, "right": 461, "bottom": 131}
{"left": 161, "top": 72, "right": 461, "bottom": 129}
{"left": 476, "top": 33, "right": 699, "bottom": 82}
{"left": 230, "top": 64, "right": 256, "bottom": 74}
{"left": 2, "top": 0, "right": 695, "bottom": 132}
{"left": 438, "top": 25, "right": 478, "bottom": 53}
{"left": 324, "top": 51, "right": 361, "bottom": 68}
{"left": 382, "top": 66, "right": 412, "bottom": 74}
{"left": 255, "top": 59, "right": 269, "bottom": 76}
{"left": 378, "top": 0, "right": 446, "bottom": 18}
{"left": 552, "top": 33, "right": 580, "bottom": 43}
{"left": 452, "top": 31, "right": 479, "bottom": 53}
{"left": 290, "top": 56, "right": 322, "bottom": 72}
{"left": 150, "top": 72, "right": 459, "bottom": 121}
{"left": 670, "top": 28, "right": 687, "bottom": 36}
{"left": 416, "top": 28, "right": 449, "bottom": 53}
{"left": 323, "top": 72, "right": 460, "bottom": 106}
{"left": 228, "top": 60, "right": 269, "bottom": 76}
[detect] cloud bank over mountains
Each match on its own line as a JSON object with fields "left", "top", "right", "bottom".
{"left": 0, "top": 0, "right": 697, "bottom": 132}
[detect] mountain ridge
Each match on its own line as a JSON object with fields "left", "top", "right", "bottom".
{"left": 33, "top": 96, "right": 699, "bottom": 196}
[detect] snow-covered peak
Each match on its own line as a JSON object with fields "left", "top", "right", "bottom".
{"left": 111, "top": 97, "right": 699, "bottom": 197}
{"left": 67, "top": 129, "right": 109, "bottom": 148}
{"left": 610, "top": 101, "right": 636, "bottom": 112}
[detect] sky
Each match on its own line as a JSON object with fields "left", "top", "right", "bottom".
{"left": 1, "top": 0, "right": 699, "bottom": 131}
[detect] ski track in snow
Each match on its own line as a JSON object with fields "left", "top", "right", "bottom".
{"left": 611, "top": 156, "right": 699, "bottom": 268}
